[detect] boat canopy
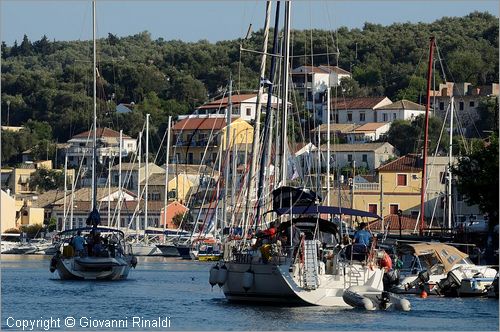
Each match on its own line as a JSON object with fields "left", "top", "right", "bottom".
{"left": 58, "top": 227, "right": 125, "bottom": 236}
{"left": 273, "top": 205, "right": 380, "bottom": 219}
{"left": 278, "top": 217, "right": 338, "bottom": 235}
{"left": 397, "top": 242, "right": 470, "bottom": 273}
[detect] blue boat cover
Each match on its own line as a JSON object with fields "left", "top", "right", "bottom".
{"left": 274, "top": 205, "right": 380, "bottom": 219}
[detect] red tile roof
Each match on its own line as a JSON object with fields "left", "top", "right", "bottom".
{"left": 368, "top": 214, "right": 429, "bottom": 231}
{"left": 376, "top": 99, "right": 425, "bottom": 111}
{"left": 319, "top": 65, "right": 351, "bottom": 75}
{"left": 352, "top": 122, "right": 388, "bottom": 132}
{"left": 72, "top": 127, "right": 131, "bottom": 139}
{"left": 292, "top": 65, "right": 328, "bottom": 74}
{"left": 330, "top": 97, "right": 389, "bottom": 110}
{"left": 172, "top": 118, "right": 226, "bottom": 131}
{"left": 377, "top": 154, "right": 422, "bottom": 172}
{"left": 197, "top": 94, "right": 256, "bottom": 110}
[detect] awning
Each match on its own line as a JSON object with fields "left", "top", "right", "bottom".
{"left": 273, "top": 205, "right": 380, "bottom": 219}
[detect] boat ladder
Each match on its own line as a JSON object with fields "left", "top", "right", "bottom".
{"left": 303, "top": 240, "right": 319, "bottom": 290}
{"left": 345, "top": 264, "right": 363, "bottom": 287}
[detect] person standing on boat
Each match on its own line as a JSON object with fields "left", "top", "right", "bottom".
{"left": 353, "top": 222, "right": 372, "bottom": 246}
{"left": 71, "top": 230, "right": 86, "bottom": 257}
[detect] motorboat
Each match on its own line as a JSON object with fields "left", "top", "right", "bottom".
{"left": 1, "top": 233, "right": 37, "bottom": 254}
{"left": 392, "top": 242, "right": 497, "bottom": 296}
{"left": 49, "top": 226, "right": 137, "bottom": 280}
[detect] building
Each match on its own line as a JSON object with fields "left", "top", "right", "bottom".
{"left": 325, "top": 97, "right": 392, "bottom": 124}
{"left": 430, "top": 82, "right": 499, "bottom": 135}
{"left": 345, "top": 122, "right": 391, "bottom": 144}
{"left": 66, "top": 127, "right": 136, "bottom": 168}
{"left": 160, "top": 201, "right": 189, "bottom": 229}
{"left": 1, "top": 190, "right": 16, "bottom": 232}
{"left": 171, "top": 118, "right": 253, "bottom": 167}
{"left": 179, "top": 93, "right": 283, "bottom": 122}
{"left": 319, "top": 142, "right": 397, "bottom": 170}
{"left": 310, "top": 123, "right": 358, "bottom": 145}
{"left": 374, "top": 100, "right": 426, "bottom": 123}
{"left": 1, "top": 160, "right": 74, "bottom": 196}
{"left": 291, "top": 65, "right": 351, "bottom": 114}
{"left": 110, "top": 162, "right": 165, "bottom": 192}
{"left": 145, "top": 164, "right": 219, "bottom": 204}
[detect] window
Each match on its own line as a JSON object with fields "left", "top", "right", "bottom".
{"left": 368, "top": 204, "right": 377, "bottom": 215}
{"left": 469, "top": 101, "right": 475, "bottom": 107}
{"left": 374, "top": 112, "right": 377, "bottom": 122}
{"left": 359, "top": 113, "right": 365, "bottom": 122}
{"left": 459, "top": 101, "right": 464, "bottom": 111}
{"left": 246, "top": 107, "right": 251, "bottom": 116}
{"left": 347, "top": 154, "right": 353, "bottom": 162}
{"left": 362, "top": 154, "right": 368, "bottom": 162}
{"left": 390, "top": 204, "right": 399, "bottom": 214}
{"left": 334, "top": 114, "right": 339, "bottom": 123}
{"left": 347, "top": 113, "right": 353, "bottom": 122}
{"left": 393, "top": 113, "right": 397, "bottom": 120}
{"left": 397, "top": 174, "right": 407, "bottom": 186}
{"left": 439, "top": 102, "right": 444, "bottom": 110}
{"left": 439, "top": 171, "right": 446, "bottom": 184}
{"left": 188, "top": 153, "right": 193, "bottom": 164}
{"left": 411, "top": 210, "right": 419, "bottom": 219}
{"left": 383, "top": 113, "right": 388, "bottom": 122}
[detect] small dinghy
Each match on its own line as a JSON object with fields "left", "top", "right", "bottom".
{"left": 343, "top": 285, "right": 411, "bottom": 311}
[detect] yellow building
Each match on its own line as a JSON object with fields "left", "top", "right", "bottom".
{"left": 2, "top": 160, "right": 74, "bottom": 195}
{"left": 1, "top": 190, "right": 16, "bottom": 232}
{"left": 334, "top": 154, "right": 423, "bottom": 221}
{"left": 171, "top": 118, "right": 253, "bottom": 166}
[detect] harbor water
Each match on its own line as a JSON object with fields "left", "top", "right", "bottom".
{"left": 1, "top": 255, "right": 498, "bottom": 331}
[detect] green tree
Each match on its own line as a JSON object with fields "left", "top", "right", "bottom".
{"left": 28, "top": 167, "right": 65, "bottom": 193}
{"left": 172, "top": 211, "right": 194, "bottom": 231}
{"left": 339, "top": 77, "right": 363, "bottom": 98}
{"left": 452, "top": 133, "right": 499, "bottom": 261}
{"left": 19, "top": 34, "right": 33, "bottom": 56}
{"left": 386, "top": 115, "right": 446, "bottom": 155}
{"left": 475, "top": 97, "right": 498, "bottom": 135}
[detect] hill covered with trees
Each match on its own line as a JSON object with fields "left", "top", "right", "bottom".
{"left": 1, "top": 11, "right": 498, "bottom": 165}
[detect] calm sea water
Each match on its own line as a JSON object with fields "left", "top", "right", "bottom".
{"left": 1, "top": 255, "right": 498, "bottom": 331}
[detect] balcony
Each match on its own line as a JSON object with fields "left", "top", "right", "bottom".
{"left": 353, "top": 182, "right": 380, "bottom": 191}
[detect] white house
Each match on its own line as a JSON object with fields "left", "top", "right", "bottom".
{"left": 374, "top": 100, "right": 426, "bottom": 123}
{"left": 66, "top": 128, "right": 136, "bottom": 168}
{"left": 319, "top": 142, "right": 397, "bottom": 171}
{"left": 292, "top": 65, "right": 351, "bottom": 115}
{"left": 325, "top": 97, "right": 393, "bottom": 124}
{"left": 345, "top": 122, "right": 391, "bottom": 144}
{"left": 179, "top": 93, "right": 283, "bottom": 122}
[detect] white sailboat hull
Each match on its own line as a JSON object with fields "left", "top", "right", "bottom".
{"left": 130, "top": 243, "right": 161, "bottom": 256}
{"left": 221, "top": 260, "right": 304, "bottom": 304}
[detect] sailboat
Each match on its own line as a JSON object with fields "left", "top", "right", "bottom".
{"left": 210, "top": 2, "right": 409, "bottom": 310}
{"left": 49, "top": 0, "right": 137, "bottom": 280}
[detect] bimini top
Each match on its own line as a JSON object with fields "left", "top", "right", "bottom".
{"left": 273, "top": 205, "right": 380, "bottom": 219}
{"left": 58, "top": 227, "right": 125, "bottom": 236}
{"left": 278, "top": 217, "right": 338, "bottom": 235}
{"left": 397, "top": 242, "right": 471, "bottom": 273}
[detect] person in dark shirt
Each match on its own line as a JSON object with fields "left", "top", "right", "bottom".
{"left": 353, "top": 222, "right": 372, "bottom": 246}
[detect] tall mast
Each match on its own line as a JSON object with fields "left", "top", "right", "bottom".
{"left": 163, "top": 116, "right": 172, "bottom": 232}
{"left": 447, "top": 97, "right": 454, "bottom": 230}
{"left": 280, "top": 1, "right": 291, "bottom": 185}
{"left": 223, "top": 80, "right": 232, "bottom": 230}
{"left": 117, "top": 130, "right": 122, "bottom": 228}
{"left": 62, "top": 153, "right": 68, "bottom": 231}
{"left": 145, "top": 114, "right": 150, "bottom": 233}
{"left": 91, "top": 0, "right": 97, "bottom": 212}
{"left": 419, "top": 36, "right": 435, "bottom": 236}
{"left": 243, "top": 0, "right": 272, "bottom": 232}
{"left": 255, "top": 1, "right": 281, "bottom": 228}
{"left": 136, "top": 131, "right": 142, "bottom": 236}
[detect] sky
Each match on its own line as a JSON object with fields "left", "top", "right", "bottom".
{"left": 0, "top": 1, "right": 498, "bottom": 45}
